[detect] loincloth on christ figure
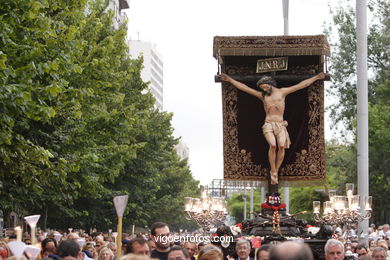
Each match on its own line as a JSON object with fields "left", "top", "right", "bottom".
{"left": 262, "top": 120, "right": 291, "bottom": 149}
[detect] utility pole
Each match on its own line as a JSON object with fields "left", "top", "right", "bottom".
{"left": 356, "top": 0, "right": 369, "bottom": 242}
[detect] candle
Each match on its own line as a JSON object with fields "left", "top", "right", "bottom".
{"left": 15, "top": 226, "right": 22, "bottom": 242}
{"left": 346, "top": 183, "right": 354, "bottom": 197}
{"left": 364, "top": 196, "right": 372, "bottom": 210}
{"left": 313, "top": 201, "right": 320, "bottom": 214}
{"left": 184, "top": 197, "right": 193, "bottom": 211}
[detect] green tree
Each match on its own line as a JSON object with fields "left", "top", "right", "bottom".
{"left": 368, "top": 81, "right": 390, "bottom": 223}
{"left": 290, "top": 141, "right": 356, "bottom": 223}
{"left": 0, "top": 0, "right": 92, "bottom": 225}
{"left": 325, "top": 0, "right": 390, "bottom": 130}
{"left": 325, "top": 0, "right": 390, "bottom": 224}
{"left": 290, "top": 186, "right": 322, "bottom": 224}
{"left": 1, "top": 0, "right": 199, "bottom": 231}
{"left": 226, "top": 190, "right": 262, "bottom": 223}
{"left": 42, "top": 1, "right": 199, "bottom": 231}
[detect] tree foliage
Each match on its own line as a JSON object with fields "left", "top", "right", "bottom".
{"left": 290, "top": 141, "right": 357, "bottom": 224}
{"left": 325, "top": 0, "right": 390, "bottom": 130}
{"left": 226, "top": 191, "right": 262, "bottom": 223}
{"left": 325, "top": 0, "right": 390, "bottom": 224}
{"left": 0, "top": 0, "right": 198, "bottom": 231}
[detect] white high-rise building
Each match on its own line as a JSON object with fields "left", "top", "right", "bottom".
{"left": 128, "top": 40, "right": 164, "bottom": 110}
{"left": 175, "top": 139, "right": 189, "bottom": 160}
{"left": 107, "top": 0, "right": 130, "bottom": 29}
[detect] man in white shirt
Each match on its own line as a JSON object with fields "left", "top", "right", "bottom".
{"left": 379, "top": 224, "right": 390, "bottom": 239}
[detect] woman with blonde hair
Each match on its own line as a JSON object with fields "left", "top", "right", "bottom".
{"left": 198, "top": 245, "right": 223, "bottom": 260}
{"left": 98, "top": 247, "right": 115, "bottom": 260}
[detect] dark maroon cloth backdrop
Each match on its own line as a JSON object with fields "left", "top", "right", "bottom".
{"left": 237, "top": 84, "right": 309, "bottom": 170}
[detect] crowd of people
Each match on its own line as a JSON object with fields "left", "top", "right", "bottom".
{"left": 1, "top": 222, "right": 390, "bottom": 260}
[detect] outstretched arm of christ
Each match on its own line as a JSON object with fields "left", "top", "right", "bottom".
{"left": 220, "top": 73, "right": 263, "bottom": 100}
{"left": 282, "top": 72, "right": 327, "bottom": 96}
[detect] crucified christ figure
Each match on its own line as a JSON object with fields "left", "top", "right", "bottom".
{"left": 220, "top": 72, "right": 326, "bottom": 185}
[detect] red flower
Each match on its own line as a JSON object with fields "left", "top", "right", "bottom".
{"left": 261, "top": 203, "right": 286, "bottom": 211}
{"left": 236, "top": 223, "right": 243, "bottom": 229}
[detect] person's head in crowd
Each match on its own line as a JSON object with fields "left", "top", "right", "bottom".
{"left": 107, "top": 242, "right": 117, "bottom": 255}
{"left": 120, "top": 253, "right": 152, "bottom": 260}
{"left": 386, "top": 237, "right": 390, "bottom": 246}
{"left": 269, "top": 241, "right": 313, "bottom": 260}
{"left": 198, "top": 242, "right": 206, "bottom": 252}
{"left": 126, "top": 238, "right": 150, "bottom": 256}
{"left": 98, "top": 247, "right": 115, "bottom": 260}
{"left": 236, "top": 239, "right": 251, "bottom": 260}
{"left": 377, "top": 240, "right": 388, "bottom": 251}
{"left": 324, "top": 239, "right": 344, "bottom": 260}
{"left": 96, "top": 240, "right": 107, "bottom": 253}
{"left": 41, "top": 238, "right": 58, "bottom": 257}
{"left": 371, "top": 247, "right": 387, "bottom": 260}
{"left": 167, "top": 246, "right": 190, "bottom": 260}
{"left": 151, "top": 222, "right": 171, "bottom": 252}
{"left": 256, "top": 244, "right": 272, "bottom": 260}
{"left": 184, "top": 242, "right": 197, "bottom": 259}
{"left": 147, "top": 239, "right": 156, "bottom": 251}
{"left": 356, "top": 244, "right": 368, "bottom": 258}
{"left": 67, "top": 233, "right": 80, "bottom": 241}
{"left": 359, "top": 255, "right": 373, "bottom": 260}
{"left": 369, "top": 240, "right": 378, "bottom": 253}
{"left": 383, "top": 224, "right": 390, "bottom": 233}
{"left": 345, "top": 246, "right": 353, "bottom": 255}
{"left": 57, "top": 240, "right": 84, "bottom": 260}
{"left": 378, "top": 226, "right": 384, "bottom": 234}
{"left": 96, "top": 234, "right": 105, "bottom": 242}
{"left": 350, "top": 240, "right": 359, "bottom": 253}
{"left": 198, "top": 245, "right": 223, "bottom": 260}
{"left": 370, "top": 240, "right": 378, "bottom": 247}
{"left": 83, "top": 242, "right": 98, "bottom": 259}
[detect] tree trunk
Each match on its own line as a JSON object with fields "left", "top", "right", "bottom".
{"left": 42, "top": 204, "right": 48, "bottom": 231}
{"left": 3, "top": 209, "right": 11, "bottom": 228}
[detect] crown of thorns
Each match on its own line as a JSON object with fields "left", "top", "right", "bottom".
{"left": 256, "top": 76, "right": 277, "bottom": 87}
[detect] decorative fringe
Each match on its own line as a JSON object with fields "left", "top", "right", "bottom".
{"left": 213, "top": 35, "right": 330, "bottom": 59}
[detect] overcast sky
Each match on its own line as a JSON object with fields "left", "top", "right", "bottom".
{"left": 125, "top": 0, "right": 336, "bottom": 185}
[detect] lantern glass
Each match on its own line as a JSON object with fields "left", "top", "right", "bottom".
{"left": 323, "top": 201, "right": 332, "bottom": 214}
{"left": 346, "top": 183, "right": 354, "bottom": 197}
{"left": 192, "top": 198, "right": 201, "bottom": 213}
{"left": 313, "top": 201, "right": 320, "bottom": 214}
{"left": 329, "top": 191, "right": 337, "bottom": 202}
{"left": 364, "top": 196, "right": 372, "bottom": 210}
{"left": 349, "top": 195, "right": 360, "bottom": 211}
{"left": 200, "top": 185, "right": 208, "bottom": 198}
{"left": 184, "top": 197, "right": 193, "bottom": 211}
{"left": 333, "top": 196, "right": 347, "bottom": 210}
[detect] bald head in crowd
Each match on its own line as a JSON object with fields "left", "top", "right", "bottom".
{"left": 269, "top": 241, "right": 313, "bottom": 260}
